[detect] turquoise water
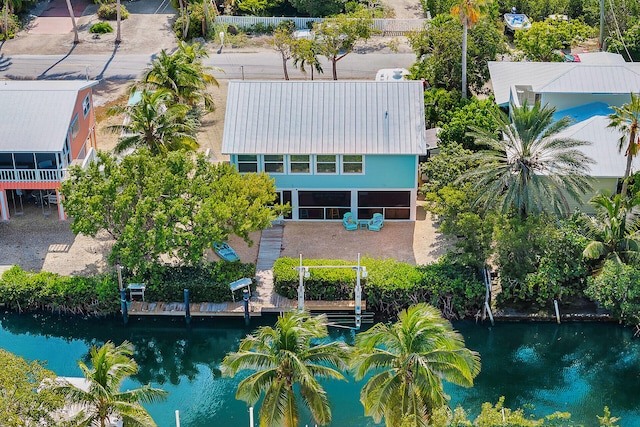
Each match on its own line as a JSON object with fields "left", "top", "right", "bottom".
{"left": 1, "top": 313, "right": 639, "bottom": 426}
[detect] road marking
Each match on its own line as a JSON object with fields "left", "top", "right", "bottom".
{"left": 155, "top": 0, "right": 170, "bottom": 14}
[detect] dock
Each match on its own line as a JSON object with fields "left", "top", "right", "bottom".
{"left": 126, "top": 224, "right": 370, "bottom": 322}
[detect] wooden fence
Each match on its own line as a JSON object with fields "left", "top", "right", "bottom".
{"left": 214, "top": 16, "right": 428, "bottom": 36}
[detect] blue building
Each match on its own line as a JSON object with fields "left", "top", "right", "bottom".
{"left": 222, "top": 80, "right": 427, "bottom": 221}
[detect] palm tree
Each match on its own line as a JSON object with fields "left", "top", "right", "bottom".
{"left": 143, "top": 41, "right": 219, "bottom": 112}
{"left": 608, "top": 92, "right": 640, "bottom": 198}
{"left": 53, "top": 341, "right": 167, "bottom": 427}
{"left": 583, "top": 193, "right": 640, "bottom": 267}
{"left": 451, "top": 0, "right": 487, "bottom": 99}
{"left": 292, "top": 38, "right": 324, "bottom": 80}
{"left": 220, "top": 311, "right": 350, "bottom": 427}
{"left": 64, "top": 0, "right": 79, "bottom": 44}
{"left": 462, "top": 101, "right": 594, "bottom": 218}
{"left": 115, "top": 0, "right": 121, "bottom": 43}
{"left": 106, "top": 88, "right": 199, "bottom": 156}
{"left": 352, "top": 304, "right": 480, "bottom": 427}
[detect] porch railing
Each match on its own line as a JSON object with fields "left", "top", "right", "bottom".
{"left": 0, "top": 168, "right": 67, "bottom": 182}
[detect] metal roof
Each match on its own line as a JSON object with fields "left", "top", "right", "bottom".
{"left": 488, "top": 61, "right": 640, "bottom": 106}
{"left": 0, "top": 80, "right": 99, "bottom": 152}
{"left": 222, "top": 81, "right": 427, "bottom": 155}
{"left": 553, "top": 115, "right": 640, "bottom": 178}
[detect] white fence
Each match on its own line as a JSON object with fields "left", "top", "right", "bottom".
{"left": 214, "top": 16, "right": 428, "bottom": 35}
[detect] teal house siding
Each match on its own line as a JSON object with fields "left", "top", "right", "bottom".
{"left": 271, "top": 155, "right": 417, "bottom": 189}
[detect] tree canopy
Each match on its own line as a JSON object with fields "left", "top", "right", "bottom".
{"left": 0, "top": 349, "right": 63, "bottom": 426}
{"left": 515, "top": 18, "right": 595, "bottom": 62}
{"left": 52, "top": 341, "right": 167, "bottom": 427}
{"left": 409, "top": 14, "right": 505, "bottom": 95}
{"left": 221, "top": 311, "right": 350, "bottom": 427}
{"left": 313, "top": 11, "right": 376, "bottom": 80}
{"left": 462, "top": 101, "right": 594, "bottom": 218}
{"left": 61, "top": 149, "right": 280, "bottom": 273}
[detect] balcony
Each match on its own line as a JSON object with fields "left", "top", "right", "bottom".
{"left": 0, "top": 168, "right": 67, "bottom": 182}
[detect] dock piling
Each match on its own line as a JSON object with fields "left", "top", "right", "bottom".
{"left": 120, "top": 288, "right": 128, "bottom": 325}
{"left": 243, "top": 289, "right": 250, "bottom": 325}
{"left": 184, "top": 289, "right": 191, "bottom": 325}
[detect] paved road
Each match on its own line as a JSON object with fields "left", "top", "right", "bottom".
{"left": 0, "top": 51, "right": 416, "bottom": 81}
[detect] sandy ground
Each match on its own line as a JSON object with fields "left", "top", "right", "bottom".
{"left": 0, "top": 198, "right": 451, "bottom": 276}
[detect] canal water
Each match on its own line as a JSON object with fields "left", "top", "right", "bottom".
{"left": 1, "top": 313, "right": 639, "bottom": 427}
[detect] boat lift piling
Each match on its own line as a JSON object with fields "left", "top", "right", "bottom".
{"left": 294, "top": 254, "right": 367, "bottom": 330}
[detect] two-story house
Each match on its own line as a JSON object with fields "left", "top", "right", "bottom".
{"left": 0, "top": 80, "right": 99, "bottom": 221}
{"left": 222, "top": 80, "right": 427, "bottom": 221}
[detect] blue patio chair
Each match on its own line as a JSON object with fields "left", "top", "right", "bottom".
{"left": 343, "top": 212, "right": 358, "bottom": 231}
{"left": 368, "top": 213, "right": 384, "bottom": 232}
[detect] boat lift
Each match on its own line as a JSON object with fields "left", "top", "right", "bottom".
{"left": 294, "top": 254, "right": 367, "bottom": 330}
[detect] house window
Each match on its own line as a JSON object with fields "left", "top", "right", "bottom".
{"left": 62, "top": 136, "right": 72, "bottom": 166}
{"left": 342, "top": 155, "right": 363, "bottom": 174}
{"left": 264, "top": 155, "right": 284, "bottom": 173}
{"left": 298, "top": 191, "right": 351, "bottom": 220}
{"left": 273, "top": 190, "right": 293, "bottom": 219}
{"left": 237, "top": 155, "right": 258, "bottom": 173}
{"left": 290, "top": 155, "right": 310, "bottom": 173}
{"left": 316, "top": 155, "right": 337, "bottom": 174}
{"left": 70, "top": 114, "right": 80, "bottom": 139}
{"left": 357, "top": 191, "right": 411, "bottom": 220}
{"left": 82, "top": 94, "right": 91, "bottom": 118}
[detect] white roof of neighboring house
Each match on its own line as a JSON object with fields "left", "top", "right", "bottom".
{"left": 575, "top": 51, "right": 627, "bottom": 65}
{"left": 0, "top": 80, "right": 99, "bottom": 152}
{"left": 488, "top": 59, "right": 640, "bottom": 106}
{"left": 222, "top": 80, "right": 427, "bottom": 155}
{"left": 553, "top": 115, "right": 640, "bottom": 178}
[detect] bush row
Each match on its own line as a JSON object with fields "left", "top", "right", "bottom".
{"left": 0, "top": 266, "right": 119, "bottom": 314}
{"left": 273, "top": 256, "right": 485, "bottom": 319}
{"left": 134, "top": 262, "right": 256, "bottom": 303}
{"left": 0, "top": 261, "right": 256, "bottom": 315}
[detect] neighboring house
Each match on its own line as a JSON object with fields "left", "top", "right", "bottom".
{"left": 0, "top": 80, "right": 100, "bottom": 221}
{"left": 488, "top": 54, "right": 640, "bottom": 211}
{"left": 222, "top": 80, "right": 427, "bottom": 221}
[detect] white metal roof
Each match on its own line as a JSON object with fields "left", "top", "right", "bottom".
{"left": 222, "top": 81, "right": 427, "bottom": 155}
{"left": 553, "top": 115, "right": 640, "bottom": 178}
{"left": 488, "top": 61, "right": 640, "bottom": 106}
{"left": 0, "top": 80, "right": 99, "bottom": 152}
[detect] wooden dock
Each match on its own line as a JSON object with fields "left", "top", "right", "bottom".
{"left": 127, "top": 299, "right": 366, "bottom": 317}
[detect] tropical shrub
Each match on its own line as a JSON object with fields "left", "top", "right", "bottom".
{"left": 0, "top": 266, "right": 119, "bottom": 314}
{"left": 89, "top": 22, "right": 114, "bottom": 33}
{"left": 273, "top": 256, "right": 484, "bottom": 319}
{"left": 97, "top": 3, "right": 129, "bottom": 20}
{"left": 495, "top": 215, "right": 590, "bottom": 306}
{"left": 137, "top": 262, "right": 256, "bottom": 303}
{"left": 0, "top": 13, "right": 20, "bottom": 41}
{"left": 585, "top": 260, "right": 640, "bottom": 326}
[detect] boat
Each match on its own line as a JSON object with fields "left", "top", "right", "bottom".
{"left": 504, "top": 13, "right": 532, "bottom": 33}
{"left": 213, "top": 242, "right": 240, "bottom": 262}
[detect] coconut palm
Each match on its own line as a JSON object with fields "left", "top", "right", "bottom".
{"left": 64, "top": 0, "right": 79, "bottom": 44}
{"left": 451, "top": 0, "right": 487, "bottom": 99}
{"left": 115, "top": 0, "right": 121, "bottom": 43}
{"left": 106, "top": 88, "right": 199, "bottom": 156}
{"left": 53, "top": 341, "right": 167, "bottom": 427}
{"left": 220, "top": 311, "right": 350, "bottom": 427}
{"left": 352, "top": 304, "right": 480, "bottom": 427}
{"left": 143, "top": 41, "right": 219, "bottom": 111}
{"left": 608, "top": 92, "right": 640, "bottom": 198}
{"left": 583, "top": 193, "right": 640, "bottom": 267}
{"left": 462, "top": 101, "right": 594, "bottom": 218}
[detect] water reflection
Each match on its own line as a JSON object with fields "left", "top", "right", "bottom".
{"left": 1, "top": 314, "right": 640, "bottom": 426}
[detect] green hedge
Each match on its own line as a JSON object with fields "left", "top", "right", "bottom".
{"left": 273, "top": 256, "right": 484, "bottom": 319}
{"left": 0, "top": 266, "right": 119, "bottom": 314}
{"left": 135, "top": 262, "right": 256, "bottom": 303}
{"left": 0, "top": 261, "right": 255, "bottom": 315}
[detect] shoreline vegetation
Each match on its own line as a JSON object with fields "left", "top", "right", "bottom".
{"left": 0, "top": 258, "right": 616, "bottom": 325}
